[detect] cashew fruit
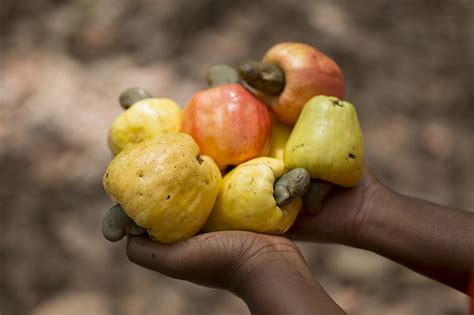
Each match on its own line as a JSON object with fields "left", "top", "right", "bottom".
{"left": 108, "top": 98, "right": 182, "bottom": 155}
{"left": 103, "top": 133, "right": 221, "bottom": 243}
{"left": 268, "top": 117, "right": 292, "bottom": 161}
{"left": 182, "top": 65, "right": 271, "bottom": 171}
{"left": 240, "top": 42, "right": 344, "bottom": 125}
{"left": 203, "top": 157, "right": 302, "bottom": 234}
{"left": 284, "top": 95, "right": 364, "bottom": 187}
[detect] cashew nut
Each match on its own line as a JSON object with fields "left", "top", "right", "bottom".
{"left": 102, "top": 204, "right": 146, "bottom": 242}
{"left": 206, "top": 64, "right": 241, "bottom": 87}
{"left": 238, "top": 60, "right": 285, "bottom": 96}
{"left": 274, "top": 168, "right": 310, "bottom": 206}
{"left": 119, "top": 87, "right": 152, "bottom": 109}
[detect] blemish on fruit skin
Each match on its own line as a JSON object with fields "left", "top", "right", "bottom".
{"left": 332, "top": 99, "right": 344, "bottom": 107}
{"left": 293, "top": 143, "right": 308, "bottom": 150}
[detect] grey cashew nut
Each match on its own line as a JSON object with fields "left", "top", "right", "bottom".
{"left": 274, "top": 168, "right": 311, "bottom": 207}
{"left": 206, "top": 64, "right": 241, "bottom": 87}
{"left": 119, "top": 87, "right": 152, "bottom": 109}
{"left": 302, "top": 179, "right": 333, "bottom": 214}
{"left": 102, "top": 204, "right": 146, "bottom": 242}
{"left": 238, "top": 60, "right": 285, "bottom": 96}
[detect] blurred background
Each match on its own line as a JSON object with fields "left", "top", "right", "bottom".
{"left": 1, "top": 0, "right": 473, "bottom": 314}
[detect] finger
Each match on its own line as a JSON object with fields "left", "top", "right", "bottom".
{"left": 126, "top": 233, "right": 235, "bottom": 281}
{"left": 285, "top": 209, "right": 339, "bottom": 244}
{"left": 126, "top": 235, "right": 193, "bottom": 279}
{"left": 302, "top": 180, "right": 332, "bottom": 214}
{"left": 285, "top": 212, "right": 323, "bottom": 242}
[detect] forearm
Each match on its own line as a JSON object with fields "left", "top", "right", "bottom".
{"left": 356, "top": 187, "right": 474, "bottom": 292}
{"left": 234, "top": 260, "right": 346, "bottom": 314}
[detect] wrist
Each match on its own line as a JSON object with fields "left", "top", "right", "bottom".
{"left": 344, "top": 179, "right": 398, "bottom": 248}
{"left": 230, "top": 239, "right": 315, "bottom": 297}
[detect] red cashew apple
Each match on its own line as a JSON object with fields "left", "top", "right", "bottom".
{"left": 239, "top": 42, "right": 345, "bottom": 125}
{"left": 182, "top": 65, "right": 271, "bottom": 171}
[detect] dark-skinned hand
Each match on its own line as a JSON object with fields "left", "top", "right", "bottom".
{"left": 127, "top": 232, "right": 346, "bottom": 314}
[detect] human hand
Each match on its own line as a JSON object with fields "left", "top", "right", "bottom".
{"left": 289, "top": 168, "right": 474, "bottom": 293}
{"left": 287, "top": 168, "right": 391, "bottom": 246}
{"left": 126, "top": 232, "right": 346, "bottom": 314}
{"left": 126, "top": 231, "right": 304, "bottom": 292}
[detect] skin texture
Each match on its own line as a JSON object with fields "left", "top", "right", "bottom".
{"left": 103, "top": 133, "right": 221, "bottom": 243}
{"left": 108, "top": 98, "right": 182, "bottom": 155}
{"left": 287, "top": 169, "right": 474, "bottom": 293}
{"left": 262, "top": 42, "right": 345, "bottom": 125}
{"left": 181, "top": 84, "right": 271, "bottom": 170}
{"left": 302, "top": 179, "right": 333, "bottom": 214}
{"left": 126, "top": 233, "right": 346, "bottom": 315}
{"left": 470, "top": 277, "right": 474, "bottom": 307}
{"left": 355, "top": 188, "right": 474, "bottom": 293}
{"left": 126, "top": 168, "right": 474, "bottom": 314}
{"left": 203, "top": 157, "right": 302, "bottom": 234}
{"left": 285, "top": 95, "right": 365, "bottom": 187}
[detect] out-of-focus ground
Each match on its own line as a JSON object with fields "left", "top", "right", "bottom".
{"left": 1, "top": 1, "right": 473, "bottom": 314}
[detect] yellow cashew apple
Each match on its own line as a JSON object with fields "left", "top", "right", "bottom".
{"left": 268, "top": 117, "right": 292, "bottom": 160}
{"left": 108, "top": 98, "right": 181, "bottom": 155}
{"left": 203, "top": 157, "right": 302, "bottom": 234}
{"left": 103, "top": 133, "right": 221, "bottom": 243}
{"left": 284, "top": 95, "right": 365, "bottom": 187}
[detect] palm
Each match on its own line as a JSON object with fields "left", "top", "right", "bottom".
{"left": 126, "top": 231, "right": 302, "bottom": 291}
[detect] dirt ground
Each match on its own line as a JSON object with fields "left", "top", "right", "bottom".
{"left": 1, "top": 1, "right": 473, "bottom": 314}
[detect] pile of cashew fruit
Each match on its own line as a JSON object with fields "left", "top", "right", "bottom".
{"left": 102, "top": 42, "right": 364, "bottom": 244}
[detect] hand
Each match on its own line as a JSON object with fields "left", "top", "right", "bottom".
{"left": 126, "top": 231, "right": 303, "bottom": 292}
{"left": 287, "top": 168, "right": 390, "bottom": 247}
{"left": 289, "top": 168, "right": 474, "bottom": 293}
{"left": 126, "top": 232, "right": 346, "bottom": 314}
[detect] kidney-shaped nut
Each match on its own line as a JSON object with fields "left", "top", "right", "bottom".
{"left": 119, "top": 87, "right": 152, "bottom": 109}
{"left": 102, "top": 204, "right": 146, "bottom": 242}
{"left": 274, "top": 168, "right": 310, "bottom": 207}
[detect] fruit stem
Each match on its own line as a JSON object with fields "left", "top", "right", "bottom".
{"left": 206, "top": 64, "right": 241, "bottom": 87}
{"left": 238, "top": 60, "right": 285, "bottom": 96}
{"left": 274, "top": 168, "right": 310, "bottom": 207}
{"left": 102, "top": 204, "right": 146, "bottom": 242}
{"left": 302, "top": 180, "right": 332, "bottom": 214}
